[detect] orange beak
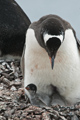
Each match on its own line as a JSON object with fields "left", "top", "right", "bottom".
{"left": 25, "top": 87, "right": 30, "bottom": 90}
{"left": 49, "top": 56, "right": 54, "bottom": 69}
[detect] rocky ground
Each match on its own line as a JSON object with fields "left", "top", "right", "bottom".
{"left": 0, "top": 60, "right": 80, "bottom": 120}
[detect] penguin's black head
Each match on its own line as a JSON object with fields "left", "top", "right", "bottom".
{"left": 39, "top": 16, "right": 65, "bottom": 69}
{"left": 25, "top": 84, "right": 37, "bottom": 93}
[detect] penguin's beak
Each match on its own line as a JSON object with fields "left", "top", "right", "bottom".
{"left": 49, "top": 56, "right": 54, "bottom": 69}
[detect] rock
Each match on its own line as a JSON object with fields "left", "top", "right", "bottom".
{"left": 0, "top": 85, "right": 3, "bottom": 90}
{"left": 10, "top": 86, "right": 17, "bottom": 91}
{"left": 0, "top": 104, "right": 7, "bottom": 113}
{"left": 0, "top": 59, "right": 80, "bottom": 120}
{"left": 0, "top": 116, "right": 6, "bottom": 120}
{"left": 71, "top": 115, "right": 79, "bottom": 120}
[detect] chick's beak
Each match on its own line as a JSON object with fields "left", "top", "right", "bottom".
{"left": 49, "top": 56, "right": 54, "bottom": 69}
{"left": 25, "top": 87, "right": 30, "bottom": 90}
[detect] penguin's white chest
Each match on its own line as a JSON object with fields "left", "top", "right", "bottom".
{"left": 24, "top": 29, "right": 80, "bottom": 104}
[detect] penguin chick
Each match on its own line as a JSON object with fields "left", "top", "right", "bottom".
{"left": 25, "top": 84, "right": 51, "bottom": 107}
{"left": 50, "top": 85, "right": 69, "bottom": 106}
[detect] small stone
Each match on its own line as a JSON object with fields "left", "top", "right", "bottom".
{"left": 0, "top": 116, "right": 6, "bottom": 120}
{"left": 67, "top": 112, "right": 74, "bottom": 117}
{"left": 5, "top": 92, "right": 10, "bottom": 96}
{"left": 0, "top": 86, "right": 3, "bottom": 90}
{"left": 11, "top": 109, "right": 15, "bottom": 114}
{"left": 15, "top": 79, "right": 20, "bottom": 82}
{"left": 5, "top": 96, "right": 11, "bottom": 100}
{"left": 2, "top": 77, "right": 10, "bottom": 86}
{"left": 17, "top": 104, "right": 28, "bottom": 110}
{"left": 10, "top": 86, "right": 17, "bottom": 91}
{"left": 14, "top": 72, "right": 19, "bottom": 78}
{"left": 13, "top": 117, "right": 20, "bottom": 120}
{"left": 0, "top": 105, "right": 6, "bottom": 112}
{"left": 42, "top": 112, "right": 50, "bottom": 120}
{"left": 71, "top": 115, "right": 79, "bottom": 120}
{"left": 70, "top": 106, "right": 75, "bottom": 110}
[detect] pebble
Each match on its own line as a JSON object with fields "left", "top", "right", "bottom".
{"left": 0, "top": 60, "right": 80, "bottom": 120}
{"left": 0, "top": 116, "right": 6, "bottom": 120}
{"left": 10, "top": 86, "right": 17, "bottom": 91}
{"left": 0, "top": 86, "right": 3, "bottom": 90}
{"left": 71, "top": 115, "right": 79, "bottom": 120}
{"left": 0, "top": 104, "right": 7, "bottom": 112}
{"left": 15, "top": 78, "right": 21, "bottom": 82}
{"left": 5, "top": 96, "right": 11, "bottom": 100}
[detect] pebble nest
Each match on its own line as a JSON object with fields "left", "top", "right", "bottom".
{"left": 0, "top": 60, "right": 80, "bottom": 120}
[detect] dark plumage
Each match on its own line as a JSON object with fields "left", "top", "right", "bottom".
{"left": 0, "top": 0, "right": 31, "bottom": 59}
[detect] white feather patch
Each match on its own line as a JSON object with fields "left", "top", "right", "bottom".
{"left": 44, "top": 33, "right": 63, "bottom": 44}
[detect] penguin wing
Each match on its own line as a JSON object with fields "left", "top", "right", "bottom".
{"left": 63, "top": 18, "right": 80, "bottom": 51}
{"left": 72, "top": 28, "right": 80, "bottom": 51}
{"left": 76, "top": 38, "right": 80, "bottom": 50}
{"left": 21, "top": 44, "right": 26, "bottom": 76}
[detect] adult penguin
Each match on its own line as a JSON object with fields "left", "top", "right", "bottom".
{"left": 22, "top": 14, "right": 80, "bottom": 105}
{"left": 0, "top": 0, "right": 31, "bottom": 59}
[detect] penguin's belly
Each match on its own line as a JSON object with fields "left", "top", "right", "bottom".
{"left": 24, "top": 50, "right": 80, "bottom": 97}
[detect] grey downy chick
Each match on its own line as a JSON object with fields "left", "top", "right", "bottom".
{"left": 25, "top": 84, "right": 51, "bottom": 107}
{"left": 50, "top": 85, "right": 69, "bottom": 106}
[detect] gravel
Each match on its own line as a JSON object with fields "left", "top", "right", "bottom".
{"left": 0, "top": 60, "right": 80, "bottom": 120}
